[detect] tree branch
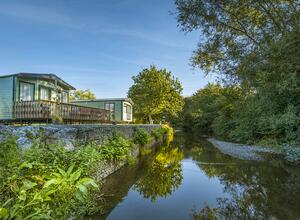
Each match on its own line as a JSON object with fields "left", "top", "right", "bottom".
{"left": 213, "top": 3, "right": 260, "bottom": 46}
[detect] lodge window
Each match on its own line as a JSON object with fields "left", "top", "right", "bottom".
{"left": 105, "top": 103, "right": 115, "bottom": 112}
{"left": 62, "top": 92, "right": 68, "bottom": 103}
{"left": 105, "top": 103, "right": 115, "bottom": 120}
{"left": 39, "top": 86, "right": 51, "bottom": 101}
{"left": 124, "top": 103, "right": 132, "bottom": 120}
{"left": 19, "top": 82, "right": 35, "bottom": 101}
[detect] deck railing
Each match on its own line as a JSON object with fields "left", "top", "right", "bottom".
{"left": 13, "top": 101, "right": 111, "bottom": 123}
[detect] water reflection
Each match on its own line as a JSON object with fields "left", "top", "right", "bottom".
{"left": 95, "top": 134, "right": 300, "bottom": 220}
{"left": 189, "top": 139, "right": 300, "bottom": 220}
{"left": 133, "top": 147, "right": 183, "bottom": 202}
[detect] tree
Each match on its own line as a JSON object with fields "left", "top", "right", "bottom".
{"left": 182, "top": 84, "right": 243, "bottom": 138}
{"left": 128, "top": 65, "right": 184, "bottom": 124}
{"left": 69, "top": 89, "right": 96, "bottom": 101}
{"left": 175, "top": 1, "right": 300, "bottom": 147}
{"left": 175, "top": 0, "right": 300, "bottom": 78}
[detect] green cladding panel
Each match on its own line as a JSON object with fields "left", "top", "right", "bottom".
{"left": 0, "top": 76, "right": 14, "bottom": 119}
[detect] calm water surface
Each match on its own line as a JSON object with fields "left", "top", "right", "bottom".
{"left": 94, "top": 134, "right": 300, "bottom": 220}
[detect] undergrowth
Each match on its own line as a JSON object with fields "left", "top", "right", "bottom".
{"left": 0, "top": 133, "right": 136, "bottom": 219}
{"left": 0, "top": 126, "right": 174, "bottom": 219}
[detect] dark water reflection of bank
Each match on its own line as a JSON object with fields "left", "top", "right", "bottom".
{"left": 94, "top": 134, "right": 300, "bottom": 220}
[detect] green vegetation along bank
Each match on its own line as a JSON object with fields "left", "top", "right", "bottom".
{"left": 0, "top": 125, "right": 173, "bottom": 219}
{"left": 174, "top": 0, "right": 300, "bottom": 164}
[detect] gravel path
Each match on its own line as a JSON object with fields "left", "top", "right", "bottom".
{"left": 207, "top": 138, "right": 281, "bottom": 161}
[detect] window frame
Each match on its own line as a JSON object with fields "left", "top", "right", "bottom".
{"left": 39, "top": 85, "right": 51, "bottom": 101}
{"left": 123, "top": 103, "right": 132, "bottom": 120}
{"left": 105, "top": 103, "right": 115, "bottom": 120}
{"left": 61, "top": 91, "right": 69, "bottom": 103}
{"left": 19, "top": 81, "right": 35, "bottom": 101}
{"left": 105, "top": 103, "right": 115, "bottom": 112}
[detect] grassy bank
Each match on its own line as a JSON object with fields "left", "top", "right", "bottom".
{"left": 0, "top": 125, "right": 173, "bottom": 219}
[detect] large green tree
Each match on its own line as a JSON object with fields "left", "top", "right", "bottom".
{"left": 128, "top": 65, "right": 184, "bottom": 124}
{"left": 69, "top": 89, "right": 96, "bottom": 101}
{"left": 175, "top": 0, "right": 300, "bottom": 79}
{"left": 176, "top": 0, "right": 300, "bottom": 147}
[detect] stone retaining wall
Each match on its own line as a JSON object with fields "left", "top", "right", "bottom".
{"left": 0, "top": 124, "right": 161, "bottom": 150}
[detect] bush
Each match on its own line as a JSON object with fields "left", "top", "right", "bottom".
{"left": 0, "top": 142, "right": 100, "bottom": 219}
{"left": 151, "top": 127, "right": 166, "bottom": 142}
{"left": 99, "top": 134, "right": 133, "bottom": 162}
{"left": 133, "top": 128, "right": 151, "bottom": 147}
{"left": 0, "top": 133, "right": 136, "bottom": 219}
{"left": 0, "top": 135, "right": 20, "bottom": 169}
{"left": 151, "top": 125, "right": 174, "bottom": 146}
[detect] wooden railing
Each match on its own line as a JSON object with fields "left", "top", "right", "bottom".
{"left": 13, "top": 101, "right": 111, "bottom": 123}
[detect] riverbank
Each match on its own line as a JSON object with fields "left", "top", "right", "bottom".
{"left": 207, "top": 138, "right": 281, "bottom": 161}
{"left": 0, "top": 124, "right": 173, "bottom": 219}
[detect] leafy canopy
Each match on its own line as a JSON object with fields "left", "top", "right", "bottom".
{"left": 70, "top": 89, "right": 96, "bottom": 101}
{"left": 175, "top": 0, "right": 300, "bottom": 77}
{"left": 128, "top": 65, "right": 184, "bottom": 123}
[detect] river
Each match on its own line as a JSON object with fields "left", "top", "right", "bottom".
{"left": 94, "top": 134, "right": 300, "bottom": 220}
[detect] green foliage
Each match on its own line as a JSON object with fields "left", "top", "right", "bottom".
{"left": 133, "top": 128, "right": 151, "bottom": 147}
{"left": 0, "top": 135, "right": 20, "bottom": 169}
{"left": 71, "top": 144, "right": 104, "bottom": 176}
{"left": 182, "top": 84, "right": 243, "bottom": 139}
{"left": 0, "top": 164, "right": 98, "bottom": 220}
{"left": 69, "top": 89, "right": 96, "bottom": 101}
{"left": 0, "top": 133, "right": 137, "bottom": 219}
{"left": 151, "top": 125, "right": 174, "bottom": 146}
{"left": 100, "top": 135, "right": 132, "bottom": 162}
{"left": 175, "top": 0, "right": 300, "bottom": 76}
{"left": 128, "top": 65, "right": 184, "bottom": 124}
{"left": 0, "top": 139, "right": 100, "bottom": 219}
{"left": 151, "top": 128, "right": 165, "bottom": 142}
{"left": 191, "top": 206, "right": 217, "bottom": 220}
{"left": 176, "top": 1, "right": 300, "bottom": 156}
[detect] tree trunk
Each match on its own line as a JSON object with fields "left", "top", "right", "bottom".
{"left": 148, "top": 115, "right": 153, "bottom": 124}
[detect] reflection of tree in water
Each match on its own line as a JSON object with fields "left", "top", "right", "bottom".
{"left": 190, "top": 145, "right": 300, "bottom": 220}
{"left": 133, "top": 147, "right": 184, "bottom": 202}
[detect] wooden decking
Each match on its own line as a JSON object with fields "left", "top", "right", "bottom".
{"left": 13, "top": 101, "right": 111, "bottom": 123}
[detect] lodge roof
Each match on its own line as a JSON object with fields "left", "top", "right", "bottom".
{"left": 0, "top": 73, "right": 75, "bottom": 90}
{"left": 71, "top": 98, "right": 134, "bottom": 105}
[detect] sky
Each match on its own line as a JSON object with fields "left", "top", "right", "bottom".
{"left": 0, "top": 0, "right": 216, "bottom": 97}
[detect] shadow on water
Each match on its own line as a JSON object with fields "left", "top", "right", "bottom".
{"left": 94, "top": 133, "right": 300, "bottom": 220}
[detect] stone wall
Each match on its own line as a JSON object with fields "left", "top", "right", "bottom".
{"left": 0, "top": 124, "right": 161, "bottom": 150}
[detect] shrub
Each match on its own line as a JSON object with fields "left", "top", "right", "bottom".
{"left": 99, "top": 134, "right": 133, "bottom": 162}
{"left": 0, "top": 135, "right": 20, "bottom": 169}
{"left": 0, "top": 144, "right": 100, "bottom": 220}
{"left": 151, "top": 127, "right": 166, "bottom": 142}
{"left": 151, "top": 125, "right": 174, "bottom": 145}
{"left": 0, "top": 131, "right": 139, "bottom": 219}
{"left": 133, "top": 128, "right": 151, "bottom": 147}
{"left": 0, "top": 165, "right": 98, "bottom": 220}
{"left": 71, "top": 144, "right": 104, "bottom": 175}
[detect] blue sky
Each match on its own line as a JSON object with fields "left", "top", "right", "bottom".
{"left": 0, "top": 0, "right": 215, "bottom": 97}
